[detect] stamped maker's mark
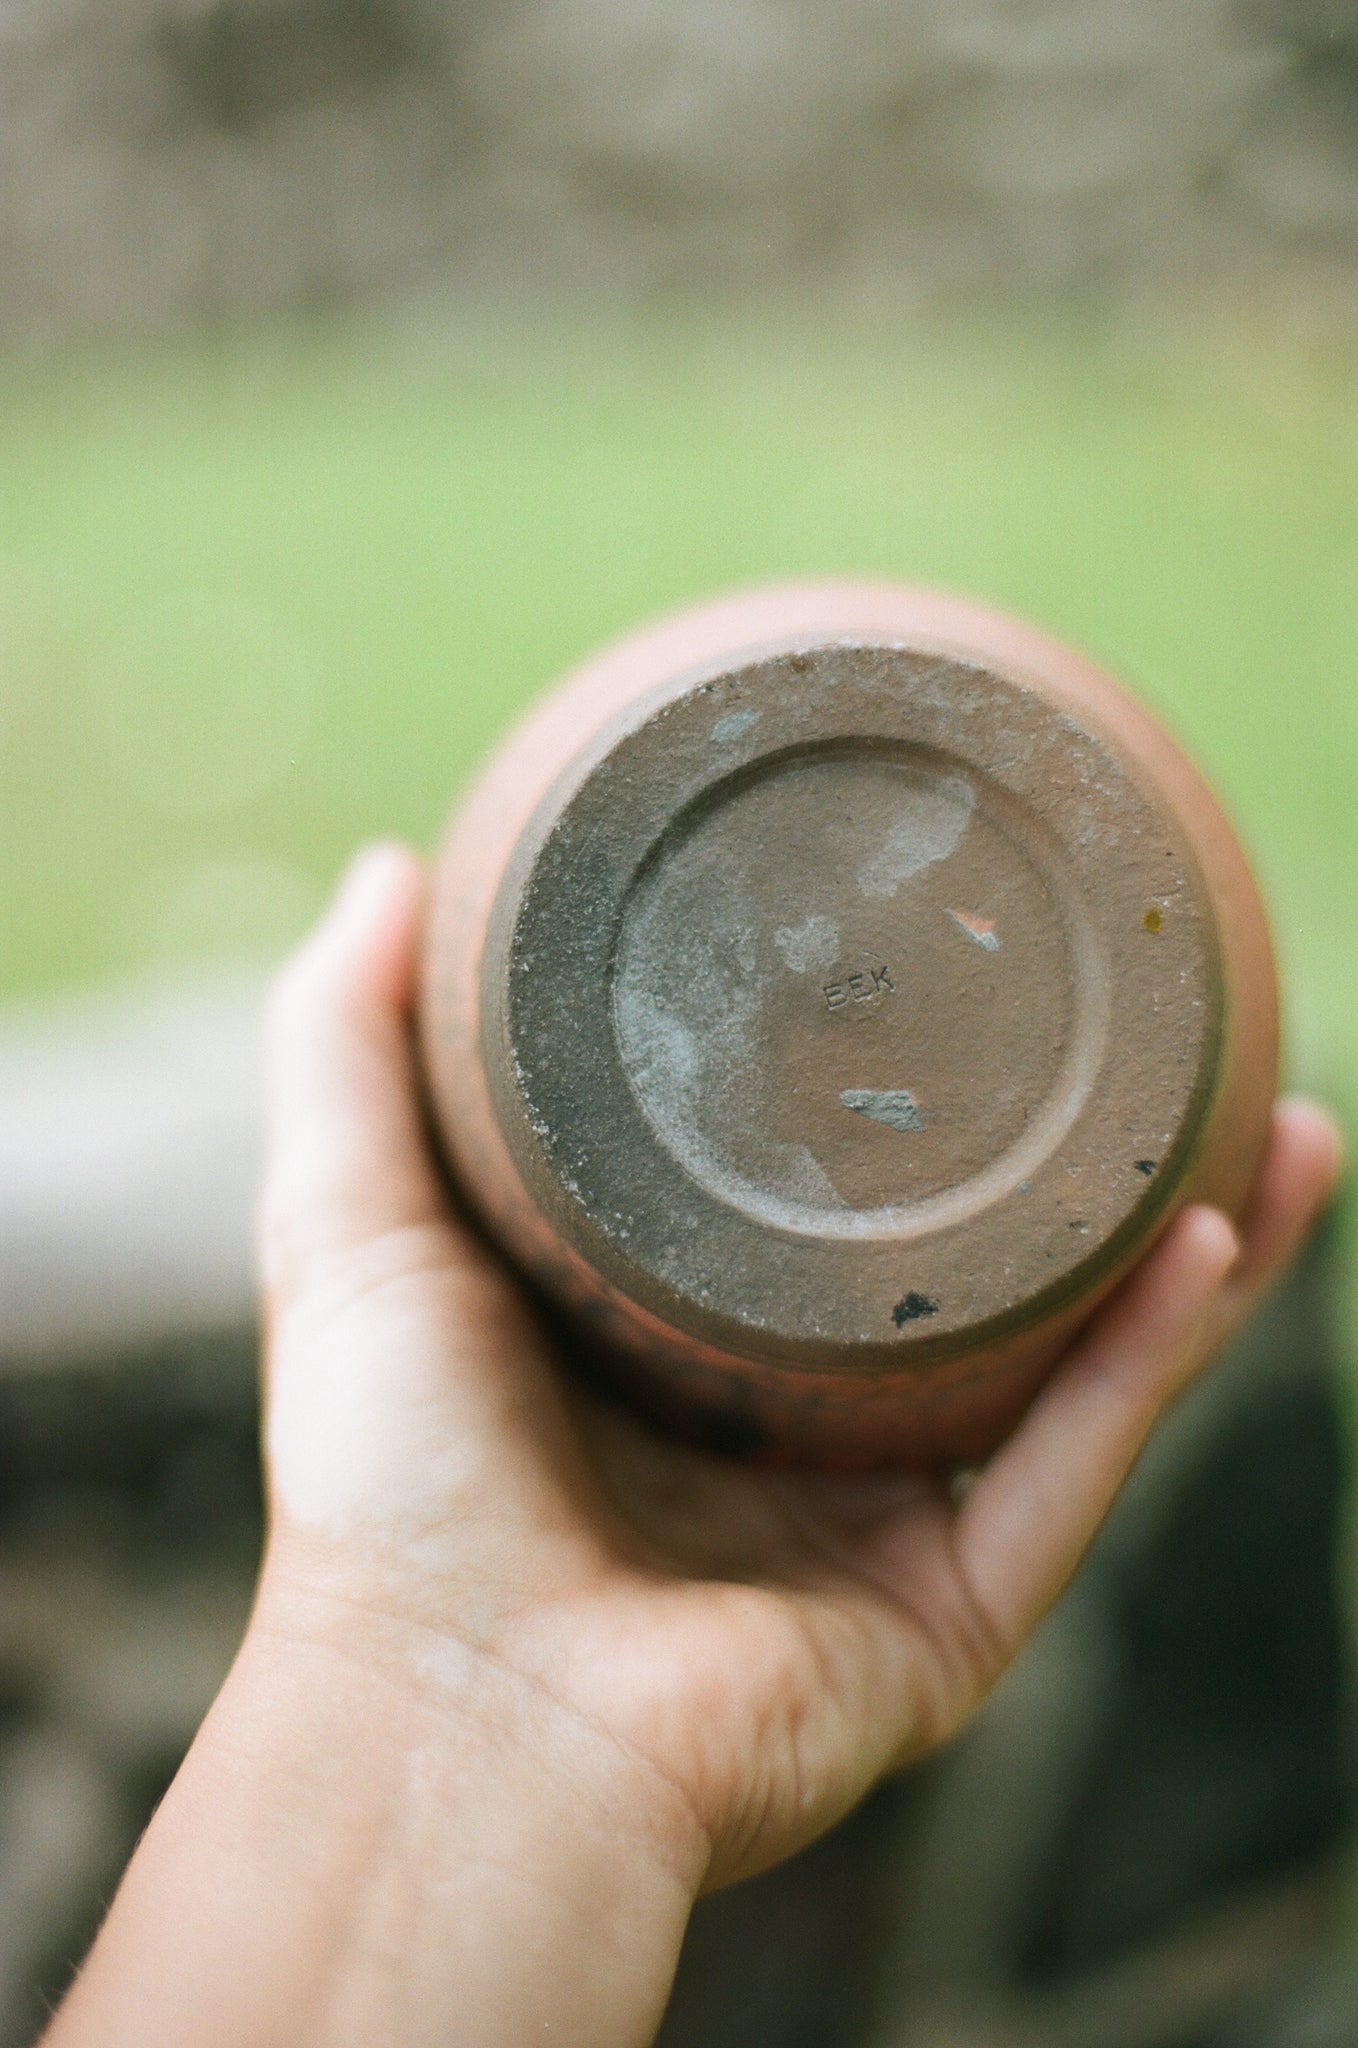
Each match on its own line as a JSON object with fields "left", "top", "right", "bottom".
{"left": 824, "top": 965, "right": 894, "bottom": 1011}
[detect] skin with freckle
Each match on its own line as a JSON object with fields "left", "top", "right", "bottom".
{"left": 420, "top": 583, "right": 1279, "bottom": 1465}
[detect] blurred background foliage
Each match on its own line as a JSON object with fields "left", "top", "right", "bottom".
{"left": 4, "top": 0, "right": 1358, "bottom": 1065}
{"left": 2, "top": 314, "right": 1355, "bottom": 1107}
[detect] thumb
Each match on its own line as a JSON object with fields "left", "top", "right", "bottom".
{"left": 254, "top": 842, "right": 598, "bottom": 1568}
{"left": 257, "top": 842, "right": 451, "bottom": 1319}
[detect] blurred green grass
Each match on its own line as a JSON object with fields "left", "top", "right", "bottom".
{"left": 2, "top": 312, "right": 1355, "bottom": 1125}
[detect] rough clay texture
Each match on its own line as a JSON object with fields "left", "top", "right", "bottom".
{"left": 2, "top": 0, "right": 1357, "bottom": 334}
{"left": 422, "top": 582, "right": 1280, "bottom": 1463}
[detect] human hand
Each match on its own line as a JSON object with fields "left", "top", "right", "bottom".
{"left": 48, "top": 843, "right": 1342, "bottom": 2048}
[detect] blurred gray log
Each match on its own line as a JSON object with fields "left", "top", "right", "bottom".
{"left": 0, "top": 978, "right": 264, "bottom": 1365}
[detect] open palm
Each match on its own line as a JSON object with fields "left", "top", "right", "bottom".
{"left": 256, "top": 844, "right": 1340, "bottom": 1895}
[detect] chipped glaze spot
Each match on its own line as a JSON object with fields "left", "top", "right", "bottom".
{"left": 840, "top": 1088, "right": 925, "bottom": 1133}
{"left": 946, "top": 907, "right": 1000, "bottom": 951}
{"left": 859, "top": 776, "right": 975, "bottom": 898}
{"left": 711, "top": 709, "right": 759, "bottom": 744}
{"left": 774, "top": 912, "right": 839, "bottom": 974}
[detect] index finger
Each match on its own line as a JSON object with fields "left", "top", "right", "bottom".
{"left": 950, "top": 1095, "right": 1341, "bottom": 1657}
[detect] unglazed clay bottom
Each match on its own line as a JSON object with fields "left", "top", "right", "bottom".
{"left": 419, "top": 584, "right": 1278, "bottom": 1466}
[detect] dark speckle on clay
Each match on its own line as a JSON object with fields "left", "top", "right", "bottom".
{"left": 1135, "top": 1159, "right": 1157, "bottom": 1176}
{"left": 892, "top": 1291, "right": 940, "bottom": 1326}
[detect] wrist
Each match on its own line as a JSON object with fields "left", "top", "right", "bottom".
{"left": 50, "top": 1566, "right": 706, "bottom": 2048}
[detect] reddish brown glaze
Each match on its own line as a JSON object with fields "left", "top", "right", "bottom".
{"left": 418, "top": 583, "right": 1278, "bottom": 1467}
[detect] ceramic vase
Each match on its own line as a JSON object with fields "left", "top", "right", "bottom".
{"left": 419, "top": 583, "right": 1277, "bottom": 1466}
